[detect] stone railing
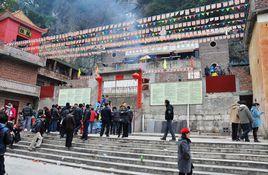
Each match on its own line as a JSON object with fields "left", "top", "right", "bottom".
{"left": 38, "top": 67, "right": 69, "bottom": 82}
{"left": 99, "top": 60, "right": 201, "bottom": 73}
{"left": 0, "top": 77, "right": 40, "bottom": 97}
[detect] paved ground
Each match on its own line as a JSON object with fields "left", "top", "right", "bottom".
{"left": 5, "top": 156, "right": 110, "bottom": 175}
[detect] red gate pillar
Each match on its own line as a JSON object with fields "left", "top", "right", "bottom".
{"left": 95, "top": 75, "right": 103, "bottom": 102}
{"left": 132, "top": 71, "right": 142, "bottom": 109}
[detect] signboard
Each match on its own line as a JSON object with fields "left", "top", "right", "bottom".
{"left": 58, "top": 88, "right": 91, "bottom": 106}
{"left": 150, "top": 81, "right": 202, "bottom": 105}
{"left": 18, "top": 26, "right": 32, "bottom": 38}
{"left": 103, "top": 80, "right": 137, "bottom": 94}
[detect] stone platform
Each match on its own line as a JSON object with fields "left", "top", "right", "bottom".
{"left": 6, "top": 132, "right": 268, "bottom": 175}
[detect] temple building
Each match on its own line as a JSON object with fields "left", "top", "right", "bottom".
{"left": 0, "top": 11, "right": 80, "bottom": 113}
{"left": 5, "top": 1, "right": 254, "bottom": 133}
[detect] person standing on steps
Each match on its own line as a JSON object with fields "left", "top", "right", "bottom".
{"left": 229, "top": 102, "right": 240, "bottom": 141}
{"left": 178, "top": 128, "right": 193, "bottom": 175}
{"left": 100, "top": 103, "right": 112, "bottom": 137}
{"left": 62, "top": 114, "right": 76, "bottom": 149}
{"left": 118, "top": 103, "right": 129, "bottom": 138}
{"left": 22, "top": 103, "right": 33, "bottom": 131}
{"left": 81, "top": 104, "right": 90, "bottom": 140}
{"left": 251, "top": 103, "right": 264, "bottom": 142}
{"left": 161, "top": 100, "right": 176, "bottom": 141}
{"left": 28, "top": 109, "right": 46, "bottom": 151}
{"left": 237, "top": 101, "right": 253, "bottom": 142}
{"left": 73, "top": 104, "right": 83, "bottom": 135}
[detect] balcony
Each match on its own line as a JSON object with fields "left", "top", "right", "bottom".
{"left": 0, "top": 77, "right": 40, "bottom": 97}
{"left": 38, "top": 67, "right": 69, "bottom": 82}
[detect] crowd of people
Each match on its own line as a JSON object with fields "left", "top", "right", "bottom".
{"left": 230, "top": 100, "right": 264, "bottom": 142}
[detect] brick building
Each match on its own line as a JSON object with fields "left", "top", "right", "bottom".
{"left": 0, "top": 44, "right": 45, "bottom": 113}
{"left": 245, "top": 0, "right": 268, "bottom": 129}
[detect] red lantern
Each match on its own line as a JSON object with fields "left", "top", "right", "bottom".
{"left": 132, "top": 73, "right": 140, "bottom": 79}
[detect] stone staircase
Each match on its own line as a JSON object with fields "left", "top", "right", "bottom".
{"left": 6, "top": 133, "right": 268, "bottom": 175}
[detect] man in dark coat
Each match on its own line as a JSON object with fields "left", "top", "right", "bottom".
{"left": 111, "top": 107, "right": 120, "bottom": 135}
{"left": 161, "top": 100, "right": 176, "bottom": 141}
{"left": 100, "top": 103, "right": 112, "bottom": 137}
{"left": 62, "top": 114, "right": 76, "bottom": 149}
{"left": 0, "top": 115, "right": 13, "bottom": 175}
{"left": 50, "top": 104, "right": 60, "bottom": 132}
{"left": 178, "top": 128, "right": 193, "bottom": 175}
{"left": 60, "top": 103, "right": 71, "bottom": 138}
{"left": 118, "top": 103, "right": 129, "bottom": 138}
{"left": 81, "top": 104, "right": 90, "bottom": 140}
{"left": 73, "top": 104, "right": 83, "bottom": 135}
{"left": 22, "top": 103, "right": 33, "bottom": 131}
{"left": 127, "top": 106, "right": 133, "bottom": 134}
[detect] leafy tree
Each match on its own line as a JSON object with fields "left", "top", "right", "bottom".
{"left": 0, "top": 0, "right": 19, "bottom": 13}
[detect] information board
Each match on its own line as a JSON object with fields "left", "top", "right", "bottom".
{"left": 150, "top": 81, "right": 202, "bottom": 105}
{"left": 58, "top": 88, "right": 91, "bottom": 106}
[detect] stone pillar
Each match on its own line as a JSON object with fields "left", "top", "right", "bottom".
{"left": 53, "top": 61, "right": 57, "bottom": 71}
{"left": 69, "top": 68, "right": 73, "bottom": 78}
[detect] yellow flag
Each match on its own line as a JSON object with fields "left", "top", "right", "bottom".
{"left": 77, "top": 68, "right": 81, "bottom": 78}
{"left": 163, "top": 59, "right": 167, "bottom": 70}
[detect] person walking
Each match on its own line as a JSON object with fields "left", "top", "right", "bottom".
{"left": 229, "top": 102, "right": 240, "bottom": 141}
{"left": 28, "top": 109, "right": 46, "bottom": 151}
{"left": 178, "top": 128, "right": 193, "bottom": 175}
{"left": 0, "top": 117, "right": 13, "bottom": 175}
{"left": 81, "top": 104, "right": 90, "bottom": 140}
{"left": 118, "top": 103, "right": 129, "bottom": 138}
{"left": 62, "top": 114, "right": 76, "bottom": 149}
{"left": 22, "top": 103, "right": 33, "bottom": 131}
{"left": 251, "top": 103, "right": 264, "bottom": 142}
{"left": 100, "top": 103, "right": 112, "bottom": 137}
{"left": 161, "top": 100, "right": 176, "bottom": 141}
{"left": 237, "top": 101, "right": 253, "bottom": 142}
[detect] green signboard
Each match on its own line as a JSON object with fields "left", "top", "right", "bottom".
{"left": 150, "top": 81, "right": 202, "bottom": 105}
{"left": 58, "top": 88, "right": 91, "bottom": 106}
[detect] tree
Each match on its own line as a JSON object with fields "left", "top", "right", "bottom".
{"left": 0, "top": 0, "right": 18, "bottom": 13}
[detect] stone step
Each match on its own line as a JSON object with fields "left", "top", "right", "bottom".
{"left": 17, "top": 140, "right": 268, "bottom": 162}
{"left": 7, "top": 148, "right": 268, "bottom": 175}
{"left": 22, "top": 133, "right": 268, "bottom": 150}
{"left": 5, "top": 153, "right": 235, "bottom": 175}
{"left": 21, "top": 137, "right": 268, "bottom": 156}
{"left": 12, "top": 143, "right": 268, "bottom": 170}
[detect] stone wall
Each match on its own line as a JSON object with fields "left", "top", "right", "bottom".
{"left": 230, "top": 66, "right": 252, "bottom": 92}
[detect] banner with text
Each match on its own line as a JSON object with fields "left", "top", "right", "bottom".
{"left": 150, "top": 81, "right": 202, "bottom": 105}
{"left": 58, "top": 88, "right": 91, "bottom": 106}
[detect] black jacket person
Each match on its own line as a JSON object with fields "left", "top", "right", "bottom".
{"left": 161, "top": 100, "right": 176, "bottom": 141}
{"left": 100, "top": 103, "right": 112, "bottom": 137}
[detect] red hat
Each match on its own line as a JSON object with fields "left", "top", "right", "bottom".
{"left": 180, "top": 128, "right": 190, "bottom": 134}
